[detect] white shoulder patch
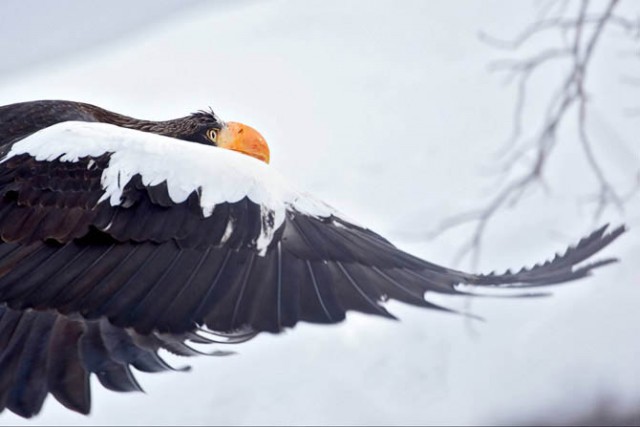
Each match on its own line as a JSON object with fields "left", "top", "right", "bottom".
{"left": 2, "top": 121, "right": 342, "bottom": 254}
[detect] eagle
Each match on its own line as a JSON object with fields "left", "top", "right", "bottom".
{"left": 0, "top": 100, "right": 625, "bottom": 418}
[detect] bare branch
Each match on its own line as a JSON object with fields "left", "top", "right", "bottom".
{"left": 478, "top": 14, "right": 635, "bottom": 51}
{"left": 574, "top": 0, "right": 625, "bottom": 219}
{"left": 432, "top": 0, "right": 638, "bottom": 268}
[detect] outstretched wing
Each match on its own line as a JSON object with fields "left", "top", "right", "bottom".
{"left": 0, "top": 304, "right": 246, "bottom": 417}
{"left": 0, "top": 120, "right": 625, "bottom": 417}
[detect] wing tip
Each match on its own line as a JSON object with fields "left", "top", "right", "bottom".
{"left": 470, "top": 223, "right": 627, "bottom": 288}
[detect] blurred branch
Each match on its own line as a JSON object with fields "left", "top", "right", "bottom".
{"left": 478, "top": 14, "right": 638, "bottom": 50}
{"left": 432, "top": 0, "right": 639, "bottom": 268}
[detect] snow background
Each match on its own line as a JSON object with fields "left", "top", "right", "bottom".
{"left": 1, "top": 0, "right": 638, "bottom": 425}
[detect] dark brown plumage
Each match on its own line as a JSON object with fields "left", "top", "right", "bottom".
{"left": 0, "top": 100, "right": 222, "bottom": 149}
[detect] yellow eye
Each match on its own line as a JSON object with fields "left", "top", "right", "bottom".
{"left": 207, "top": 129, "right": 218, "bottom": 143}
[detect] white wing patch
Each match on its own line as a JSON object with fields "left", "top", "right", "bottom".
{"left": 220, "top": 217, "right": 235, "bottom": 245}
{"left": 2, "top": 121, "right": 340, "bottom": 255}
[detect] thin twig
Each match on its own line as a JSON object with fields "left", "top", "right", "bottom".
{"left": 478, "top": 14, "right": 635, "bottom": 50}
{"left": 430, "top": 0, "right": 636, "bottom": 268}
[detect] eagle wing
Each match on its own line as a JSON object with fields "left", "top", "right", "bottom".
{"left": 0, "top": 120, "right": 625, "bottom": 417}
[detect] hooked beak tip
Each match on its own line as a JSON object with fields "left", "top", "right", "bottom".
{"left": 217, "top": 122, "right": 270, "bottom": 164}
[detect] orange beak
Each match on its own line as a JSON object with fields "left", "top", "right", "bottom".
{"left": 216, "top": 122, "right": 270, "bottom": 164}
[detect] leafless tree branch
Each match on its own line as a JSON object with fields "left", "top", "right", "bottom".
{"left": 432, "top": 0, "right": 639, "bottom": 268}
{"left": 478, "top": 9, "right": 637, "bottom": 51}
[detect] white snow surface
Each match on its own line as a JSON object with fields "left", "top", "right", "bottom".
{"left": 4, "top": 121, "right": 335, "bottom": 254}
{"left": 0, "top": 1, "right": 638, "bottom": 425}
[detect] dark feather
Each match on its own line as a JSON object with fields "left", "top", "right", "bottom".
{"left": 162, "top": 247, "right": 231, "bottom": 333}
{"left": 47, "top": 315, "right": 91, "bottom": 415}
{"left": 5, "top": 310, "right": 55, "bottom": 418}
{"left": 0, "top": 311, "right": 37, "bottom": 414}
{"left": 300, "top": 259, "right": 344, "bottom": 324}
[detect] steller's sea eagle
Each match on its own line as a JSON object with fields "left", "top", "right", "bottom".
{"left": 0, "top": 100, "right": 626, "bottom": 418}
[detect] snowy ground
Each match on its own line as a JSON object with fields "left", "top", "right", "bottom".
{"left": 1, "top": 1, "right": 638, "bottom": 425}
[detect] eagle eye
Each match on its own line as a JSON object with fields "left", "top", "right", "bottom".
{"left": 206, "top": 128, "right": 218, "bottom": 144}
